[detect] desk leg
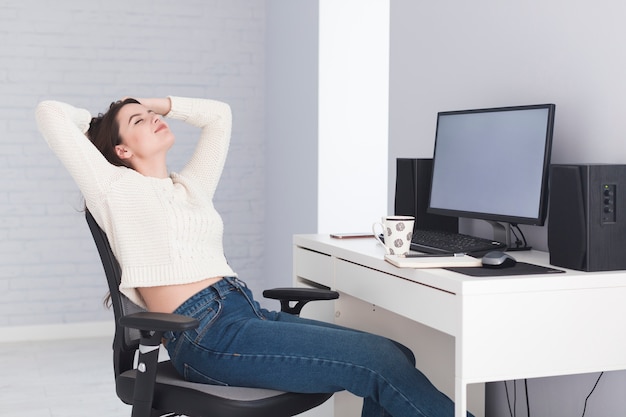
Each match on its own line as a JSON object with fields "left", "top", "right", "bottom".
{"left": 455, "top": 377, "right": 467, "bottom": 417}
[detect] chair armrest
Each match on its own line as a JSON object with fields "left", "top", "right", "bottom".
{"left": 263, "top": 287, "right": 339, "bottom": 316}
{"left": 119, "top": 311, "right": 199, "bottom": 334}
{"left": 118, "top": 312, "right": 199, "bottom": 417}
{"left": 263, "top": 287, "right": 339, "bottom": 301}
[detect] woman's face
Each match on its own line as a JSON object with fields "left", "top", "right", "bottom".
{"left": 114, "top": 102, "right": 175, "bottom": 164}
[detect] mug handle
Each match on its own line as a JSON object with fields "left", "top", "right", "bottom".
{"left": 372, "top": 222, "right": 389, "bottom": 254}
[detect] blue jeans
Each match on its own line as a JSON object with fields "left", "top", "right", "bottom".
{"left": 163, "top": 277, "right": 471, "bottom": 417}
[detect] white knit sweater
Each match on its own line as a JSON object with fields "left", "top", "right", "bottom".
{"left": 35, "top": 96, "right": 236, "bottom": 308}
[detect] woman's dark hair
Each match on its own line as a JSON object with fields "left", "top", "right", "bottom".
{"left": 86, "top": 98, "right": 140, "bottom": 168}
{"left": 87, "top": 99, "right": 140, "bottom": 309}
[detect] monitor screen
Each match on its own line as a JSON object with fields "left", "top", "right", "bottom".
{"left": 428, "top": 104, "right": 556, "bottom": 226}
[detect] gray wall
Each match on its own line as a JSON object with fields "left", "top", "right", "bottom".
{"left": 265, "top": 0, "right": 320, "bottom": 290}
{"left": 0, "top": 0, "right": 267, "bottom": 326}
{"left": 389, "top": 1, "right": 626, "bottom": 416}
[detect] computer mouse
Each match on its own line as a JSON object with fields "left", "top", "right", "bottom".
{"left": 481, "top": 251, "right": 517, "bottom": 268}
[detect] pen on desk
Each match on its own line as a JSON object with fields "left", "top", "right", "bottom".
{"left": 399, "top": 253, "right": 466, "bottom": 258}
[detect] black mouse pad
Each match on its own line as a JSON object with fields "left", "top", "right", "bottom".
{"left": 445, "top": 262, "right": 565, "bottom": 277}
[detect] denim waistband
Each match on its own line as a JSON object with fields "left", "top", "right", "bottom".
{"left": 172, "top": 276, "right": 242, "bottom": 317}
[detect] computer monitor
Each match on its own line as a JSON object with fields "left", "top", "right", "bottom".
{"left": 428, "top": 103, "right": 556, "bottom": 246}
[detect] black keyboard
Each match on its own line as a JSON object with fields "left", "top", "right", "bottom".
{"left": 410, "top": 229, "right": 507, "bottom": 255}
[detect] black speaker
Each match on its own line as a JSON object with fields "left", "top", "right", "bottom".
{"left": 548, "top": 164, "right": 626, "bottom": 271}
{"left": 394, "top": 158, "right": 458, "bottom": 232}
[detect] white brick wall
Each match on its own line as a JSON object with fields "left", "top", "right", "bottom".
{"left": 0, "top": 0, "right": 266, "bottom": 327}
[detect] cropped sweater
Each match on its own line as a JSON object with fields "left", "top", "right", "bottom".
{"left": 35, "top": 96, "right": 236, "bottom": 308}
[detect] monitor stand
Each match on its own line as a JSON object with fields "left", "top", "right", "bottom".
{"left": 486, "top": 220, "right": 532, "bottom": 251}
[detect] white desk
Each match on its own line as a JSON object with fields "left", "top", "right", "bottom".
{"left": 293, "top": 234, "right": 626, "bottom": 417}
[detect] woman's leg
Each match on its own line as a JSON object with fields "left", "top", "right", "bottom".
{"left": 271, "top": 311, "right": 424, "bottom": 417}
{"left": 264, "top": 309, "right": 417, "bottom": 417}
{"left": 165, "top": 278, "right": 468, "bottom": 417}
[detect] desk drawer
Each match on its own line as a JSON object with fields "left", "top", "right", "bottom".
{"left": 293, "top": 246, "right": 333, "bottom": 288}
{"left": 335, "top": 258, "right": 458, "bottom": 336}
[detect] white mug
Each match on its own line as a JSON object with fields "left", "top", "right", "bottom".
{"left": 372, "top": 215, "right": 415, "bottom": 255}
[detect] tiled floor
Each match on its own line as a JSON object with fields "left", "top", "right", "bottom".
{"left": 0, "top": 337, "right": 132, "bottom": 417}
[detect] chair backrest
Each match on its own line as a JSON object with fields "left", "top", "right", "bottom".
{"left": 85, "top": 210, "right": 145, "bottom": 378}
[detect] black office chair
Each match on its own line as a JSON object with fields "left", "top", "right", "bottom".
{"left": 85, "top": 210, "right": 339, "bottom": 417}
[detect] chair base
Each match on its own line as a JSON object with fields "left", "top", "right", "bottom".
{"left": 117, "top": 362, "right": 333, "bottom": 417}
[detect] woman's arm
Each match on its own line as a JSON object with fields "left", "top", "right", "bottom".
{"left": 165, "top": 96, "right": 232, "bottom": 197}
{"left": 129, "top": 97, "right": 172, "bottom": 116}
{"left": 35, "top": 100, "right": 122, "bottom": 204}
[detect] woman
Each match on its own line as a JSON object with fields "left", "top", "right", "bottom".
{"left": 35, "top": 96, "right": 470, "bottom": 417}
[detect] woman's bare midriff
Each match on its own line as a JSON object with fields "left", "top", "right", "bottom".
{"left": 138, "top": 276, "right": 224, "bottom": 313}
